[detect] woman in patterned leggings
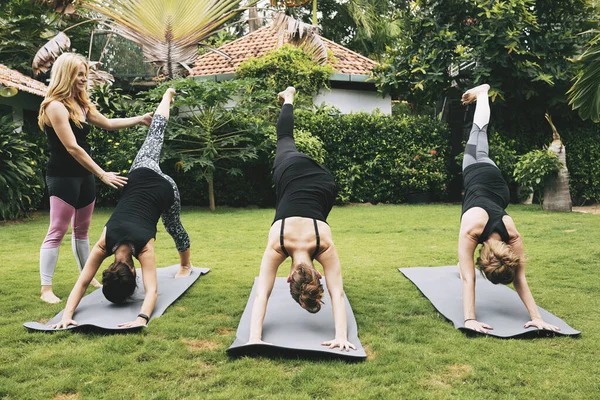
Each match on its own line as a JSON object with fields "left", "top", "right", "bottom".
{"left": 51, "top": 88, "right": 192, "bottom": 329}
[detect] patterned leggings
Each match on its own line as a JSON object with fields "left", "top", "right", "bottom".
{"left": 130, "top": 114, "right": 190, "bottom": 252}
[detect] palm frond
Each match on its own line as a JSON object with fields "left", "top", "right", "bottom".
{"left": 32, "top": 32, "right": 71, "bottom": 76}
{"left": 88, "top": 62, "right": 115, "bottom": 87}
{"left": 271, "top": 12, "right": 328, "bottom": 65}
{"left": 78, "top": 0, "right": 257, "bottom": 77}
{"left": 567, "top": 30, "right": 600, "bottom": 122}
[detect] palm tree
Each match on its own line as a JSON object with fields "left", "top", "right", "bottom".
{"left": 78, "top": 0, "right": 258, "bottom": 78}
{"left": 567, "top": 29, "right": 600, "bottom": 122}
{"left": 543, "top": 114, "right": 572, "bottom": 212}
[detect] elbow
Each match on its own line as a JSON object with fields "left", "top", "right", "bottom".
{"left": 66, "top": 146, "right": 81, "bottom": 157}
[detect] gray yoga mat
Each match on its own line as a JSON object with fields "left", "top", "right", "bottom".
{"left": 399, "top": 266, "right": 580, "bottom": 338}
{"left": 24, "top": 265, "right": 210, "bottom": 332}
{"left": 227, "top": 277, "right": 367, "bottom": 360}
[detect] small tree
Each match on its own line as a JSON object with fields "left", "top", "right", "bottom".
{"left": 157, "top": 79, "right": 258, "bottom": 211}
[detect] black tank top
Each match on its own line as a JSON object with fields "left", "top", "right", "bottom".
{"left": 45, "top": 119, "right": 92, "bottom": 177}
{"left": 105, "top": 168, "right": 174, "bottom": 257}
{"left": 461, "top": 163, "right": 510, "bottom": 243}
{"left": 273, "top": 154, "right": 336, "bottom": 223}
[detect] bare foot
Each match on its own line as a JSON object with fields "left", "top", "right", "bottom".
{"left": 164, "top": 88, "right": 176, "bottom": 103}
{"left": 175, "top": 266, "right": 192, "bottom": 278}
{"left": 278, "top": 86, "right": 296, "bottom": 103}
{"left": 40, "top": 286, "right": 61, "bottom": 304}
{"left": 90, "top": 278, "right": 102, "bottom": 288}
{"left": 461, "top": 84, "right": 490, "bottom": 105}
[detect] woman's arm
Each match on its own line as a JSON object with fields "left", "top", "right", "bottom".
{"left": 87, "top": 108, "right": 153, "bottom": 131}
{"left": 46, "top": 102, "right": 127, "bottom": 188}
{"left": 458, "top": 211, "right": 493, "bottom": 333}
{"left": 507, "top": 230, "right": 560, "bottom": 331}
{"left": 248, "top": 246, "right": 286, "bottom": 344}
{"left": 51, "top": 230, "right": 108, "bottom": 329}
{"left": 118, "top": 244, "right": 158, "bottom": 328}
{"left": 317, "top": 244, "right": 356, "bottom": 351}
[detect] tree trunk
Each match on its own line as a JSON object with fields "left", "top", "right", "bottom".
{"left": 208, "top": 174, "right": 215, "bottom": 212}
{"left": 543, "top": 140, "right": 572, "bottom": 212}
{"left": 248, "top": 7, "right": 262, "bottom": 32}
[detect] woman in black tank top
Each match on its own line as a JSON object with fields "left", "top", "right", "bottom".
{"left": 247, "top": 88, "right": 356, "bottom": 352}
{"left": 51, "top": 89, "right": 193, "bottom": 330}
{"left": 38, "top": 53, "right": 153, "bottom": 304}
{"left": 458, "top": 84, "right": 559, "bottom": 334}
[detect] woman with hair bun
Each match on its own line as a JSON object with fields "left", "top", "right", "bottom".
{"left": 51, "top": 88, "right": 193, "bottom": 329}
{"left": 38, "top": 52, "right": 153, "bottom": 303}
{"left": 248, "top": 87, "right": 356, "bottom": 352}
{"left": 458, "top": 84, "right": 559, "bottom": 334}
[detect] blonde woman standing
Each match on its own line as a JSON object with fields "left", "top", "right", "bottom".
{"left": 38, "top": 53, "right": 152, "bottom": 303}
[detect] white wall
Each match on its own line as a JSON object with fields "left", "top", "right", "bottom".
{"left": 314, "top": 88, "right": 392, "bottom": 115}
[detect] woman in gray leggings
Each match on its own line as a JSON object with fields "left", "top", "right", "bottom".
{"left": 51, "top": 88, "right": 193, "bottom": 329}
{"left": 457, "top": 84, "right": 559, "bottom": 334}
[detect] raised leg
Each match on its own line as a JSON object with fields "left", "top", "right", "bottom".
{"left": 130, "top": 89, "right": 176, "bottom": 173}
{"left": 461, "top": 84, "right": 496, "bottom": 171}
{"left": 274, "top": 87, "right": 298, "bottom": 167}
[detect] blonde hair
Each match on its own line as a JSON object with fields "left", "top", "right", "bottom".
{"left": 476, "top": 240, "right": 520, "bottom": 285}
{"left": 38, "top": 53, "right": 96, "bottom": 130}
{"left": 289, "top": 262, "right": 324, "bottom": 313}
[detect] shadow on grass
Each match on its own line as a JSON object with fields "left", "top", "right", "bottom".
{"left": 227, "top": 344, "right": 365, "bottom": 363}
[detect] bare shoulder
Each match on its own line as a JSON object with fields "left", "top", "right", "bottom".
{"left": 460, "top": 207, "right": 488, "bottom": 236}
{"left": 502, "top": 215, "right": 521, "bottom": 238}
{"left": 46, "top": 100, "right": 68, "bottom": 114}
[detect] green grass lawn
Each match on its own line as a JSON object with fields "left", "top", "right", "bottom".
{"left": 0, "top": 204, "right": 598, "bottom": 399}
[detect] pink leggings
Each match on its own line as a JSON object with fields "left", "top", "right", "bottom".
{"left": 41, "top": 196, "right": 95, "bottom": 248}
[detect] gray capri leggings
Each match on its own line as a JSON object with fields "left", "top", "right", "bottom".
{"left": 130, "top": 114, "right": 190, "bottom": 252}
{"left": 462, "top": 123, "right": 498, "bottom": 171}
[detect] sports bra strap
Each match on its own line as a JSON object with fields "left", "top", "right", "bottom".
{"left": 312, "top": 219, "right": 320, "bottom": 259}
{"left": 280, "top": 218, "right": 289, "bottom": 257}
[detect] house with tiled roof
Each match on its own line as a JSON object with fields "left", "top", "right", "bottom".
{"left": 190, "top": 26, "right": 391, "bottom": 114}
{"left": 0, "top": 64, "right": 48, "bottom": 125}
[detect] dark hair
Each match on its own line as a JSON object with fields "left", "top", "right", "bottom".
{"left": 476, "top": 240, "right": 519, "bottom": 285}
{"left": 102, "top": 261, "right": 136, "bottom": 303}
{"left": 289, "top": 263, "right": 324, "bottom": 313}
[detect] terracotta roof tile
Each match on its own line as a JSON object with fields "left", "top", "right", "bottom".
{"left": 190, "top": 26, "right": 377, "bottom": 77}
{"left": 0, "top": 64, "right": 47, "bottom": 97}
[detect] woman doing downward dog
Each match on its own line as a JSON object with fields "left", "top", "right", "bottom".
{"left": 248, "top": 87, "right": 356, "bottom": 351}
{"left": 458, "top": 84, "right": 559, "bottom": 333}
{"left": 38, "top": 52, "right": 153, "bottom": 303}
{"left": 51, "top": 88, "right": 192, "bottom": 329}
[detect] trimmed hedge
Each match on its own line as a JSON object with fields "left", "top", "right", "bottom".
{"left": 296, "top": 109, "right": 451, "bottom": 203}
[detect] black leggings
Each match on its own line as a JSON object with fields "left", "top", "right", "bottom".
{"left": 274, "top": 104, "right": 300, "bottom": 168}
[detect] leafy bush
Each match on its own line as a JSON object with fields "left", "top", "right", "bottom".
{"left": 513, "top": 149, "right": 562, "bottom": 200}
{"left": 0, "top": 116, "right": 45, "bottom": 220}
{"left": 236, "top": 45, "right": 334, "bottom": 110}
{"left": 561, "top": 123, "right": 600, "bottom": 204}
{"left": 295, "top": 109, "right": 452, "bottom": 203}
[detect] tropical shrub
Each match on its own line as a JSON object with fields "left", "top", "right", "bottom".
{"left": 0, "top": 116, "right": 45, "bottom": 220}
{"left": 513, "top": 148, "right": 562, "bottom": 201}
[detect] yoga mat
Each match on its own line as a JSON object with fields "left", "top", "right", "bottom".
{"left": 24, "top": 265, "right": 210, "bottom": 332}
{"left": 399, "top": 266, "right": 580, "bottom": 338}
{"left": 227, "top": 277, "right": 367, "bottom": 360}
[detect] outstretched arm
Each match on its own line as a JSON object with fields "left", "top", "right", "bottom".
{"left": 458, "top": 215, "right": 493, "bottom": 333}
{"left": 317, "top": 244, "right": 356, "bottom": 351}
{"left": 508, "top": 233, "right": 559, "bottom": 331}
{"left": 87, "top": 108, "right": 153, "bottom": 130}
{"left": 118, "top": 244, "right": 158, "bottom": 328}
{"left": 51, "top": 229, "right": 108, "bottom": 329}
{"left": 248, "top": 246, "right": 286, "bottom": 344}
